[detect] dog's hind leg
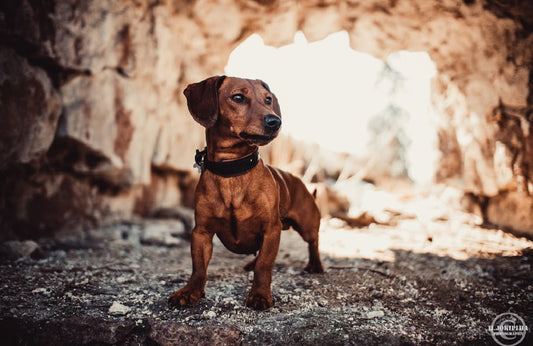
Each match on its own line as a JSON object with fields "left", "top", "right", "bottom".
{"left": 286, "top": 214, "right": 324, "bottom": 273}
{"left": 304, "top": 237, "right": 324, "bottom": 273}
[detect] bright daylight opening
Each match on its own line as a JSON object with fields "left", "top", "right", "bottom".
{"left": 225, "top": 31, "right": 438, "bottom": 186}
{"left": 224, "top": 31, "right": 532, "bottom": 262}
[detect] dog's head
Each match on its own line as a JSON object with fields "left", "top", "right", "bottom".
{"left": 184, "top": 76, "right": 282, "bottom": 146}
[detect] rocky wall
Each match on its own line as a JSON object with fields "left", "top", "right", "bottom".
{"left": 0, "top": 0, "right": 532, "bottom": 238}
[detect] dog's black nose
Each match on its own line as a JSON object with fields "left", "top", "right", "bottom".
{"left": 264, "top": 115, "right": 281, "bottom": 131}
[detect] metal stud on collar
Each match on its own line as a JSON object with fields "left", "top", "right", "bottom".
{"left": 193, "top": 147, "right": 207, "bottom": 173}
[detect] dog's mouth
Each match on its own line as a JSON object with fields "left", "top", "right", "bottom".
{"left": 239, "top": 132, "right": 277, "bottom": 145}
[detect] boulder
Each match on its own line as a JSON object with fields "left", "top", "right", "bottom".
{"left": 0, "top": 47, "right": 61, "bottom": 168}
{"left": 58, "top": 71, "right": 158, "bottom": 187}
{"left": 486, "top": 192, "right": 533, "bottom": 236}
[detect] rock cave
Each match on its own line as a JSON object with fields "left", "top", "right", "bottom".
{"left": 1, "top": 0, "right": 532, "bottom": 345}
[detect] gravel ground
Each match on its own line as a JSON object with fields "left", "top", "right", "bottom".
{"left": 1, "top": 192, "right": 532, "bottom": 345}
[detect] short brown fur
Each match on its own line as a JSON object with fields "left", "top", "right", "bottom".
{"left": 169, "top": 76, "right": 324, "bottom": 310}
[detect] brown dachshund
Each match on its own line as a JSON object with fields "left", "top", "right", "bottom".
{"left": 169, "top": 76, "right": 324, "bottom": 311}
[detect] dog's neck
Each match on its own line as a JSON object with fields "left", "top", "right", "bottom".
{"left": 206, "top": 129, "right": 258, "bottom": 162}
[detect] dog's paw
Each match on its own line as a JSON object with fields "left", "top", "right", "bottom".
{"left": 245, "top": 292, "right": 273, "bottom": 311}
{"left": 168, "top": 287, "right": 204, "bottom": 307}
{"left": 304, "top": 261, "right": 325, "bottom": 274}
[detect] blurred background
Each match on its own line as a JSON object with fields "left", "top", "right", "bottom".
{"left": 1, "top": 0, "right": 532, "bottom": 250}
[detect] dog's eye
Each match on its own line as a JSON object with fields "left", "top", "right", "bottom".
{"left": 231, "top": 94, "right": 247, "bottom": 103}
{"left": 265, "top": 96, "right": 273, "bottom": 105}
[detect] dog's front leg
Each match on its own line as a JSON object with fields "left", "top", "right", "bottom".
{"left": 246, "top": 223, "right": 281, "bottom": 310}
{"left": 169, "top": 227, "right": 213, "bottom": 307}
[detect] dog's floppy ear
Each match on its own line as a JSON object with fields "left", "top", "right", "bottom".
{"left": 260, "top": 80, "right": 282, "bottom": 117}
{"left": 183, "top": 75, "right": 226, "bottom": 128}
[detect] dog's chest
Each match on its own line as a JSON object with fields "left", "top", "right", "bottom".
{"left": 203, "top": 176, "right": 279, "bottom": 254}
{"left": 211, "top": 201, "right": 268, "bottom": 254}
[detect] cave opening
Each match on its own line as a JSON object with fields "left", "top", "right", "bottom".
{"left": 224, "top": 31, "right": 500, "bottom": 261}
{"left": 225, "top": 31, "right": 438, "bottom": 186}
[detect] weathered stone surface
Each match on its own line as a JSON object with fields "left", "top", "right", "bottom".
{"left": 300, "top": 4, "right": 343, "bottom": 42}
{"left": 193, "top": 0, "right": 243, "bottom": 43}
{"left": 0, "top": 0, "right": 56, "bottom": 58}
{"left": 0, "top": 172, "right": 100, "bottom": 239}
{"left": 151, "top": 103, "right": 205, "bottom": 172}
{"left": 0, "top": 47, "right": 61, "bottom": 168}
{"left": 49, "top": 0, "right": 151, "bottom": 74}
{"left": 256, "top": 2, "right": 299, "bottom": 46}
{"left": 140, "top": 219, "right": 184, "bottom": 246}
{"left": 149, "top": 322, "right": 242, "bottom": 345}
{"left": 59, "top": 70, "right": 159, "bottom": 186}
{"left": 0, "top": 240, "right": 39, "bottom": 260}
{"left": 486, "top": 192, "right": 533, "bottom": 236}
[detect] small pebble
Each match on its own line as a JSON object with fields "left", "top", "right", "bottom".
{"left": 109, "top": 302, "right": 131, "bottom": 316}
{"left": 474, "top": 291, "right": 486, "bottom": 298}
{"left": 365, "top": 310, "right": 385, "bottom": 319}
{"left": 203, "top": 310, "right": 216, "bottom": 319}
{"left": 31, "top": 287, "right": 48, "bottom": 294}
